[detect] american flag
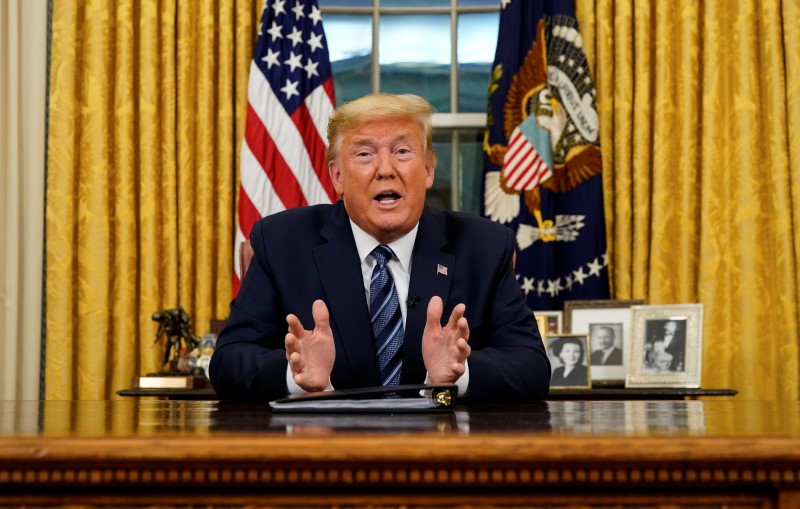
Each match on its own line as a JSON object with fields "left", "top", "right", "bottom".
{"left": 234, "top": 0, "right": 337, "bottom": 295}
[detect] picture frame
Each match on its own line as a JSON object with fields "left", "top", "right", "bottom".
{"left": 563, "top": 299, "right": 644, "bottom": 387}
{"left": 543, "top": 334, "right": 592, "bottom": 389}
{"left": 534, "top": 310, "right": 563, "bottom": 336}
{"left": 626, "top": 304, "right": 704, "bottom": 388}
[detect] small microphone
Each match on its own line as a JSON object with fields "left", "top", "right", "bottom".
{"left": 406, "top": 296, "right": 420, "bottom": 308}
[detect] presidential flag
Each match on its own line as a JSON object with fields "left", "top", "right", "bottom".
{"left": 234, "top": 0, "right": 337, "bottom": 295}
{"left": 482, "top": 0, "right": 609, "bottom": 310}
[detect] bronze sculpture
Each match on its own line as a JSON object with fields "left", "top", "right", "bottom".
{"left": 151, "top": 307, "right": 201, "bottom": 374}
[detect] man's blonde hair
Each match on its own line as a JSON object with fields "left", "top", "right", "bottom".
{"left": 325, "top": 93, "right": 436, "bottom": 166}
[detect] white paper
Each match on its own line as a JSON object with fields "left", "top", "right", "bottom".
{"left": 269, "top": 397, "right": 440, "bottom": 412}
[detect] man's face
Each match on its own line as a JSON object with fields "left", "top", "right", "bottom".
{"left": 595, "top": 328, "right": 614, "bottom": 349}
{"left": 329, "top": 117, "right": 434, "bottom": 244}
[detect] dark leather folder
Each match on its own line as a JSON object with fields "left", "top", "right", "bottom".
{"left": 269, "top": 384, "right": 458, "bottom": 413}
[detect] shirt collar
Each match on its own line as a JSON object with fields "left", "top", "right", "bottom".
{"left": 350, "top": 220, "right": 418, "bottom": 272}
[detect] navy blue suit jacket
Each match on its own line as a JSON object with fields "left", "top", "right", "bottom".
{"left": 209, "top": 202, "right": 550, "bottom": 401}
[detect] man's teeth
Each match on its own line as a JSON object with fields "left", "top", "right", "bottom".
{"left": 378, "top": 196, "right": 397, "bottom": 204}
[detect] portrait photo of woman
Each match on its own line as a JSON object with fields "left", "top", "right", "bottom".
{"left": 546, "top": 335, "right": 592, "bottom": 389}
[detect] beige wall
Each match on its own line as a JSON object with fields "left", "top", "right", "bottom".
{"left": 0, "top": 0, "right": 47, "bottom": 400}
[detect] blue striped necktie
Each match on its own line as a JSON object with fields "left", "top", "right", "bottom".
{"left": 370, "top": 245, "right": 404, "bottom": 386}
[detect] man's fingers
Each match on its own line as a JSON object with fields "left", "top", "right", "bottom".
{"left": 425, "top": 295, "right": 444, "bottom": 330}
{"left": 288, "top": 351, "right": 303, "bottom": 371}
{"left": 286, "top": 313, "right": 303, "bottom": 337}
{"left": 446, "top": 303, "right": 466, "bottom": 330}
{"left": 312, "top": 299, "right": 330, "bottom": 331}
{"left": 457, "top": 337, "right": 471, "bottom": 358}
{"left": 285, "top": 333, "right": 297, "bottom": 351}
{"left": 456, "top": 315, "right": 469, "bottom": 341}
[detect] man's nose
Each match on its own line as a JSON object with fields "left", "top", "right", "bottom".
{"left": 375, "top": 149, "right": 396, "bottom": 178}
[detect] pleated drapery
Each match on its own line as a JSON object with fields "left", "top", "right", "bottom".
{"left": 576, "top": 0, "right": 800, "bottom": 400}
{"left": 45, "top": 0, "right": 257, "bottom": 399}
{"left": 44, "top": 0, "right": 799, "bottom": 400}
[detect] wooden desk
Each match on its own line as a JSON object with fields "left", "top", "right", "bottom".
{"left": 1, "top": 399, "right": 798, "bottom": 507}
{"left": 116, "top": 386, "right": 737, "bottom": 400}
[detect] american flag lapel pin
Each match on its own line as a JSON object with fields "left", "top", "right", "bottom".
{"left": 436, "top": 264, "right": 448, "bottom": 276}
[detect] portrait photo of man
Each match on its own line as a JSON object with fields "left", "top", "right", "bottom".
{"left": 589, "top": 324, "right": 623, "bottom": 366}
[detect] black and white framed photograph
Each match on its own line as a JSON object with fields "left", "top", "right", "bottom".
{"left": 626, "top": 304, "right": 704, "bottom": 388}
{"left": 534, "top": 310, "right": 563, "bottom": 336}
{"left": 563, "top": 299, "right": 644, "bottom": 387}
{"left": 544, "top": 334, "right": 592, "bottom": 389}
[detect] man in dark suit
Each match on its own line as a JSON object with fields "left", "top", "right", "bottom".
{"left": 590, "top": 325, "right": 622, "bottom": 365}
{"left": 209, "top": 93, "right": 550, "bottom": 402}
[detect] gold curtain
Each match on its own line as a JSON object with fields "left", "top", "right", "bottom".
{"left": 46, "top": 0, "right": 800, "bottom": 401}
{"left": 576, "top": 0, "right": 800, "bottom": 400}
{"left": 45, "top": 0, "right": 258, "bottom": 399}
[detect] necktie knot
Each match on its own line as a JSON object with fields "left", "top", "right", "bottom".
{"left": 372, "top": 245, "right": 394, "bottom": 268}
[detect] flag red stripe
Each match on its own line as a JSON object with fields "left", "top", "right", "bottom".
{"left": 506, "top": 144, "right": 535, "bottom": 187}
{"left": 504, "top": 130, "right": 524, "bottom": 162}
{"left": 503, "top": 132, "right": 528, "bottom": 181}
{"left": 518, "top": 159, "right": 551, "bottom": 190}
{"left": 291, "top": 103, "right": 337, "bottom": 202}
{"left": 244, "top": 103, "right": 308, "bottom": 209}
{"left": 237, "top": 185, "right": 261, "bottom": 242}
{"left": 322, "top": 78, "right": 336, "bottom": 106}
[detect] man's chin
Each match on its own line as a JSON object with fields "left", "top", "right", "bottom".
{"left": 370, "top": 221, "right": 415, "bottom": 244}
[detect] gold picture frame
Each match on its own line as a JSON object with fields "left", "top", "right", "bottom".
{"left": 626, "top": 304, "right": 704, "bottom": 388}
{"left": 563, "top": 299, "right": 644, "bottom": 387}
{"left": 534, "top": 310, "right": 563, "bottom": 336}
{"left": 543, "top": 333, "right": 592, "bottom": 389}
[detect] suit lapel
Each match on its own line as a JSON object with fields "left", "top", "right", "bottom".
{"left": 403, "top": 208, "right": 454, "bottom": 382}
{"left": 313, "top": 203, "right": 380, "bottom": 386}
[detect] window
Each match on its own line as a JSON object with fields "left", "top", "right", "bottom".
{"left": 320, "top": 0, "right": 500, "bottom": 213}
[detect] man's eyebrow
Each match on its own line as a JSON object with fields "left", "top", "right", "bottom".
{"left": 349, "top": 137, "right": 376, "bottom": 147}
{"left": 351, "top": 131, "right": 415, "bottom": 143}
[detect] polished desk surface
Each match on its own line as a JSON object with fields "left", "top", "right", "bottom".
{"left": 1, "top": 399, "right": 798, "bottom": 452}
{"left": 116, "top": 386, "right": 738, "bottom": 400}
{"left": 1, "top": 400, "right": 799, "bottom": 507}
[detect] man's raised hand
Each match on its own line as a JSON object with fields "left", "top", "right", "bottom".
{"left": 285, "top": 299, "right": 335, "bottom": 392}
{"left": 422, "top": 296, "right": 471, "bottom": 384}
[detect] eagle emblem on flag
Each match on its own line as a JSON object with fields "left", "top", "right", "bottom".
{"left": 484, "top": 16, "right": 602, "bottom": 245}
{"left": 481, "top": 1, "right": 608, "bottom": 310}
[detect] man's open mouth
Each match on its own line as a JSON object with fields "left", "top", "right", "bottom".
{"left": 375, "top": 191, "right": 401, "bottom": 204}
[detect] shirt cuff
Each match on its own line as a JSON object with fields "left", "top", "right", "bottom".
{"left": 424, "top": 360, "right": 469, "bottom": 397}
{"left": 286, "top": 365, "right": 334, "bottom": 394}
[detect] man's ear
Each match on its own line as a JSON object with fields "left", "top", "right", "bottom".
{"left": 424, "top": 162, "right": 435, "bottom": 189}
{"left": 329, "top": 161, "right": 344, "bottom": 196}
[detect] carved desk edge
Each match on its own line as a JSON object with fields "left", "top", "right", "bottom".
{"left": 1, "top": 435, "right": 798, "bottom": 491}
